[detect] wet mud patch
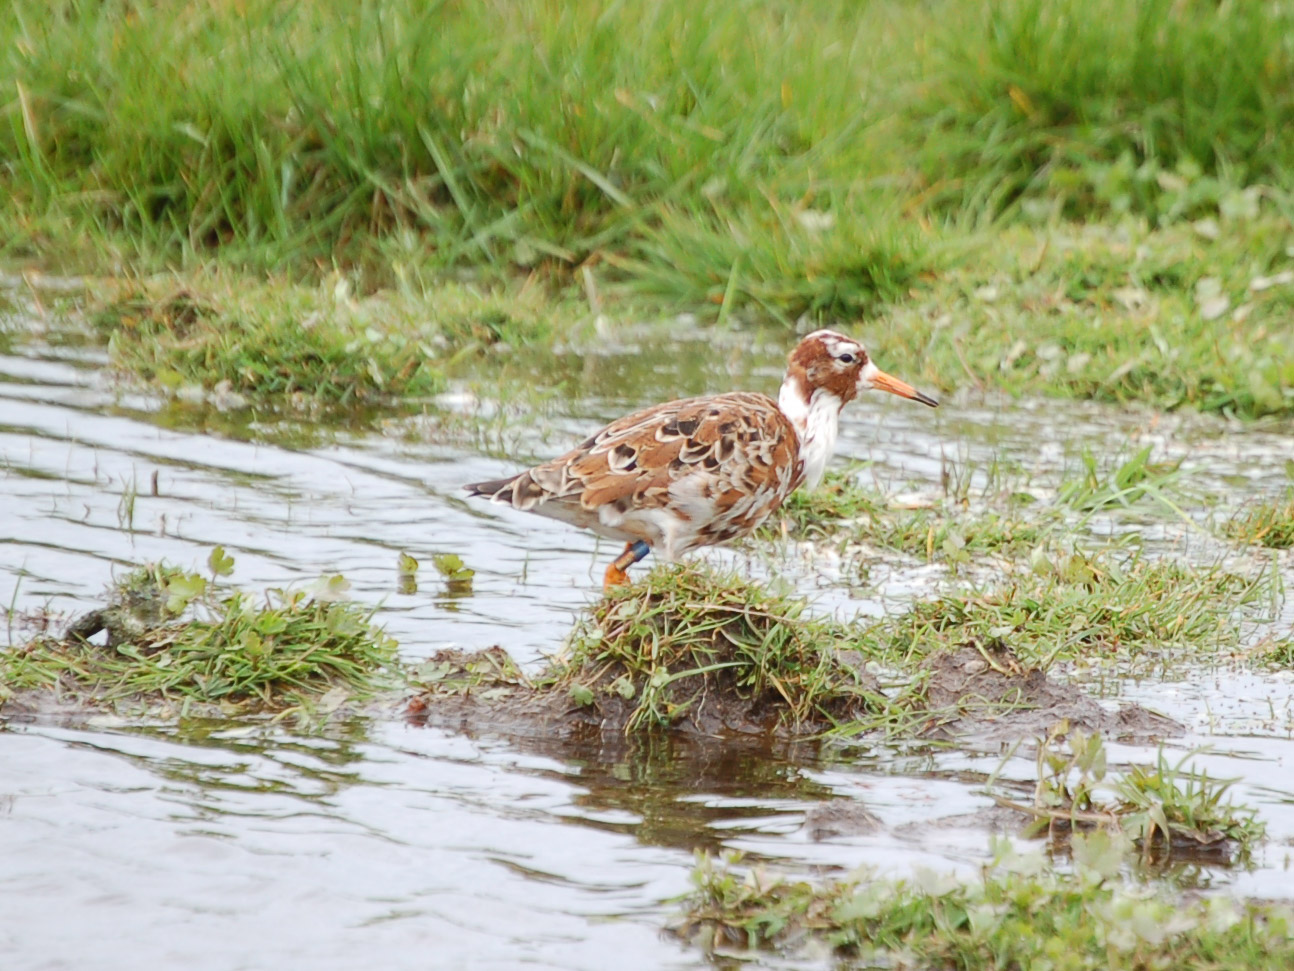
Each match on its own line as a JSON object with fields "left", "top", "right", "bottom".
{"left": 911, "top": 640, "right": 1182, "bottom": 743}
{"left": 403, "top": 646, "right": 563, "bottom": 737}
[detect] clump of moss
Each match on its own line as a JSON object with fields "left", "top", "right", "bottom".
{"left": 1, "top": 558, "right": 398, "bottom": 714}
{"left": 1224, "top": 488, "right": 1294, "bottom": 550}
{"left": 91, "top": 285, "right": 444, "bottom": 405}
{"left": 541, "top": 564, "right": 882, "bottom": 734}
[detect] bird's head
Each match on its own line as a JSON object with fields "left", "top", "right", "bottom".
{"left": 785, "top": 330, "right": 938, "bottom": 410}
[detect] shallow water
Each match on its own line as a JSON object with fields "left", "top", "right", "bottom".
{"left": 3, "top": 296, "right": 1294, "bottom": 969}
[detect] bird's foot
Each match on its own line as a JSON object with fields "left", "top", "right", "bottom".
{"left": 603, "top": 562, "right": 631, "bottom": 592}
{"left": 602, "top": 540, "right": 651, "bottom": 594}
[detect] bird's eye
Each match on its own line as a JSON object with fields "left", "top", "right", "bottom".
{"left": 838, "top": 353, "right": 856, "bottom": 364}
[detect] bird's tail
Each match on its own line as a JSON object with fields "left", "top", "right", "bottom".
{"left": 463, "top": 474, "right": 523, "bottom": 501}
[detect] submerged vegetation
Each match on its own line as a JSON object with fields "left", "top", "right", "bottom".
{"left": 681, "top": 836, "right": 1294, "bottom": 969}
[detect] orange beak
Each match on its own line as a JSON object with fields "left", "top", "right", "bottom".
{"left": 871, "top": 369, "right": 939, "bottom": 408}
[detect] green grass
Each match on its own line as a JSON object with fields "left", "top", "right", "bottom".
{"left": 2, "top": 0, "right": 932, "bottom": 319}
{"left": 681, "top": 837, "right": 1294, "bottom": 969}
{"left": 0, "top": 557, "right": 399, "bottom": 712}
{"left": 86, "top": 273, "right": 570, "bottom": 405}
{"left": 914, "top": 0, "right": 1294, "bottom": 221}
{"left": 998, "top": 728, "right": 1265, "bottom": 861}
{"left": 543, "top": 563, "right": 881, "bottom": 733}
{"left": 3, "top": 1, "right": 1293, "bottom": 417}
{"left": 11, "top": 0, "right": 1292, "bottom": 275}
{"left": 870, "top": 551, "right": 1266, "bottom": 667}
{"left": 771, "top": 471, "right": 1054, "bottom": 566}
{"left": 1224, "top": 487, "right": 1294, "bottom": 550}
{"left": 1057, "top": 446, "right": 1191, "bottom": 515}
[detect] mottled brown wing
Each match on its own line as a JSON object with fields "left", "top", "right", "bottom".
{"left": 471, "top": 392, "right": 801, "bottom": 524}
{"left": 570, "top": 391, "right": 798, "bottom": 515}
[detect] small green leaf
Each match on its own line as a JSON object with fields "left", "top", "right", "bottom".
{"left": 569, "top": 683, "right": 595, "bottom": 706}
{"left": 164, "top": 573, "right": 207, "bottom": 614}
{"left": 241, "top": 630, "right": 266, "bottom": 655}
{"left": 398, "top": 552, "right": 419, "bottom": 575}
{"left": 1071, "top": 829, "right": 1128, "bottom": 881}
{"left": 433, "top": 553, "right": 474, "bottom": 587}
{"left": 310, "top": 574, "right": 351, "bottom": 601}
{"left": 416, "top": 660, "right": 452, "bottom": 683}
{"left": 208, "top": 545, "right": 235, "bottom": 577}
{"left": 432, "top": 553, "right": 465, "bottom": 576}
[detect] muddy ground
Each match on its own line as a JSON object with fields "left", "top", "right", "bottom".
{"left": 404, "top": 640, "right": 1181, "bottom": 745}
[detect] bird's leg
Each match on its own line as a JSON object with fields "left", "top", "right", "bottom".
{"left": 603, "top": 540, "right": 651, "bottom": 592}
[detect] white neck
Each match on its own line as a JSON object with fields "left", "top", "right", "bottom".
{"left": 778, "top": 377, "right": 842, "bottom": 491}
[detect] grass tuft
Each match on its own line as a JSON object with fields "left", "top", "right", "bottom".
{"left": 87, "top": 274, "right": 565, "bottom": 406}
{"left": 873, "top": 551, "right": 1263, "bottom": 666}
{"left": 997, "top": 727, "right": 1265, "bottom": 861}
{"left": 1057, "top": 446, "right": 1190, "bottom": 515}
{"left": 1, "top": 560, "right": 398, "bottom": 713}
{"left": 542, "top": 564, "right": 881, "bottom": 733}
{"left": 1224, "top": 488, "right": 1294, "bottom": 550}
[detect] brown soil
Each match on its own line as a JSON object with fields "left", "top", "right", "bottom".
{"left": 406, "top": 646, "right": 884, "bottom": 739}
{"left": 804, "top": 800, "right": 884, "bottom": 839}
{"left": 913, "top": 639, "right": 1182, "bottom": 743}
{"left": 407, "top": 639, "right": 1181, "bottom": 745}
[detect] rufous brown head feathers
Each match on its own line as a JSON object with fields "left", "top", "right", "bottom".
{"left": 786, "top": 330, "right": 937, "bottom": 408}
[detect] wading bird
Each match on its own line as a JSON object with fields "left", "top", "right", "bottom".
{"left": 465, "top": 330, "right": 937, "bottom": 591}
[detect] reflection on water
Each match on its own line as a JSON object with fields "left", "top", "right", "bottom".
{"left": 3, "top": 304, "right": 1294, "bottom": 969}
